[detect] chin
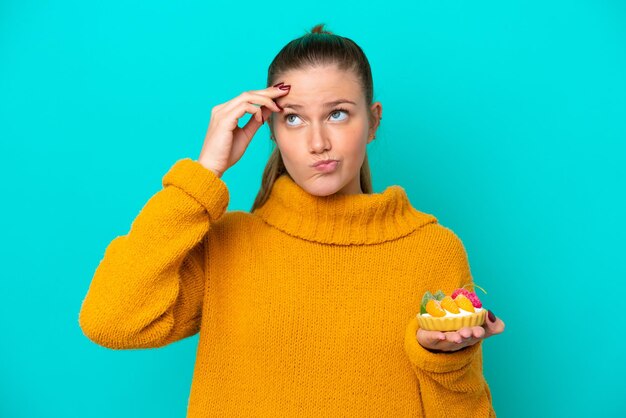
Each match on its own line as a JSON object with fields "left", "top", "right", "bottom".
{"left": 300, "top": 175, "right": 344, "bottom": 197}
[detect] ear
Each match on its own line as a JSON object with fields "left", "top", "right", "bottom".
{"left": 368, "top": 102, "right": 383, "bottom": 141}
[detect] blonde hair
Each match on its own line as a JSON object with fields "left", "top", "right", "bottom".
{"left": 250, "top": 23, "right": 377, "bottom": 212}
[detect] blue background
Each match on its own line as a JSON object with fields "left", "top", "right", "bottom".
{"left": 1, "top": 1, "right": 624, "bottom": 417}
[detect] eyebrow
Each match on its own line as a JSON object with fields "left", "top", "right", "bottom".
{"left": 281, "top": 100, "right": 357, "bottom": 110}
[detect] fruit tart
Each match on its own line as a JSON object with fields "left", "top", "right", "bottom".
{"left": 417, "top": 284, "right": 487, "bottom": 331}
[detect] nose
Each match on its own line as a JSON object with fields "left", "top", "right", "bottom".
{"left": 308, "top": 125, "right": 331, "bottom": 154}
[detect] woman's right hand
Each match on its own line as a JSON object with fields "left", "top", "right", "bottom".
{"left": 198, "top": 83, "right": 291, "bottom": 177}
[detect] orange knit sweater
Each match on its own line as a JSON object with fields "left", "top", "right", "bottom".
{"left": 79, "top": 158, "right": 496, "bottom": 417}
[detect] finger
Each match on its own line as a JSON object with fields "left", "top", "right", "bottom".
{"left": 433, "top": 331, "right": 447, "bottom": 343}
{"left": 261, "top": 82, "right": 292, "bottom": 99}
{"left": 222, "top": 89, "right": 287, "bottom": 115}
{"left": 239, "top": 107, "right": 267, "bottom": 141}
{"left": 453, "top": 329, "right": 483, "bottom": 349}
{"left": 417, "top": 328, "right": 446, "bottom": 346}
{"left": 233, "top": 102, "right": 265, "bottom": 125}
{"left": 227, "top": 103, "right": 267, "bottom": 149}
{"left": 419, "top": 328, "right": 447, "bottom": 343}
{"left": 246, "top": 83, "right": 292, "bottom": 104}
{"left": 482, "top": 309, "right": 506, "bottom": 338}
{"left": 458, "top": 327, "right": 473, "bottom": 339}
{"left": 261, "top": 106, "right": 274, "bottom": 123}
{"left": 256, "top": 84, "right": 291, "bottom": 110}
{"left": 445, "top": 331, "right": 464, "bottom": 344}
{"left": 472, "top": 326, "right": 486, "bottom": 339}
{"left": 243, "top": 91, "right": 284, "bottom": 113}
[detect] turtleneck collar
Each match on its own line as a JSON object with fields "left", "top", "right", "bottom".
{"left": 252, "top": 174, "right": 438, "bottom": 245}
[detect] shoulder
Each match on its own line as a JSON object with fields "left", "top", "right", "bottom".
{"left": 422, "top": 221, "right": 465, "bottom": 248}
{"left": 210, "top": 210, "right": 258, "bottom": 232}
{"left": 205, "top": 210, "right": 264, "bottom": 255}
{"left": 407, "top": 214, "right": 469, "bottom": 265}
{"left": 432, "top": 225, "right": 471, "bottom": 281}
{"left": 397, "top": 188, "right": 461, "bottom": 243}
{"left": 407, "top": 218, "right": 473, "bottom": 290}
{"left": 208, "top": 209, "right": 273, "bottom": 239}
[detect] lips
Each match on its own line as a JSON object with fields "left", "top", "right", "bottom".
{"left": 312, "top": 160, "right": 339, "bottom": 173}
{"left": 312, "top": 159, "right": 338, "bottom": 167}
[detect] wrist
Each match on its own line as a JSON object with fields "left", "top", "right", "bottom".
{"left": 208, "top": 167, "right": 223, "bottom": 178}
{"left": 196, "top": 160, "right": 223, "bottom": 178}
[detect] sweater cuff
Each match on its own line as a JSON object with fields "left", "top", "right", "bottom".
{"left": 404, "top": 315, "right": 481, "bottom": 374}
{"left": 162, "top": 158, "right": 230, "bottom": 222}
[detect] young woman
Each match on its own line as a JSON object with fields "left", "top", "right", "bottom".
{"left": 79, "top": 23, "right": 505, "bottom": 417}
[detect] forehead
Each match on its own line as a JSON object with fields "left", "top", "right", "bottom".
{"left": 277, "top": 65, "right": 362, "bottom": 107}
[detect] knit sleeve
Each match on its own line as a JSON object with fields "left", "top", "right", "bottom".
{"left": 403, "top": 230, "right": 497, "bottom": 417}
{"left": 78, "top": 158, "right": 229, "bottom": 349}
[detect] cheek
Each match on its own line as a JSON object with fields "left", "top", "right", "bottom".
{"left": 275, "top": 139, "right": 301, "bottom": 163}
{"left": 340, "top": 126, "right": 368, "bottom": 150}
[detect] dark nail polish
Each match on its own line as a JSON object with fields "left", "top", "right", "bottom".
{"left": 273, "top": 82, "right": 284, "bottom": 88}
{"left": 278, "top": 84, "right": 291, "bottom": 90}
{"left": 488, "top": 310, "right": 496, "bottom": 323}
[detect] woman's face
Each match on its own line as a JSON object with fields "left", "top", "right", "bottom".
{"left": 270, "top": 65, "right": 382, "bottom": 196}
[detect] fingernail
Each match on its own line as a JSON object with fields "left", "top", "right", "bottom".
{"left": 488, "top": 310, "right": 496, "bottom": 323}
{"left": 278, "top": 84, "right": 291, "bottom": 90}
{"left": 273, "top": 82, "right": 284, "bottom": 88}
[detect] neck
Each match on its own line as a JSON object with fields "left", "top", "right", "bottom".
{"left": 252, "top": 174, "right": 438, "bottom": 245}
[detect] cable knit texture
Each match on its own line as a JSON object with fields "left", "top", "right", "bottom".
{"left": 79, "top": 157, "right": 496, "bottom": 417}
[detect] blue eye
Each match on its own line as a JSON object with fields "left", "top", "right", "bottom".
{"left": 285, "top": 114, "right": 300, "bottom": 125}
{"left": 330, "top": 109, "right": 349, "bottom": 121}
{"left": 284, "top": 108, "right": 350, "bottom": 126}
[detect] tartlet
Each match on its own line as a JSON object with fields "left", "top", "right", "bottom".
{"left": 416, "top": 285, "right": 487, "bottom": 332}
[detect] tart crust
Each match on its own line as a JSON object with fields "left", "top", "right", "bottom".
{"left": 417, "top": 309, "right": 486, "bottom": 331}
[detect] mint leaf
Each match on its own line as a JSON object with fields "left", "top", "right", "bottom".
{"left": 420, "top": 291, "right": 435, "bottom": 313}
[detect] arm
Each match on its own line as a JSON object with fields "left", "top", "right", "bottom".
{"left": 403, "top": 231, "right": 496, "bottom": 417}
{"left": 78, "top": 158, "right": 229, "bottom": 349}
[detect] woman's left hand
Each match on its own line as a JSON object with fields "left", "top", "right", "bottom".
{"left": 416, "top": 310, "right": 506, "bottom": 353}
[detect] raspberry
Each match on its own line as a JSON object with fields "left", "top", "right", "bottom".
{"left": 451, "top": 288, "right": 471, "bottom": 299}
{"left": 466, "top": 292, "right": 482, "bottom": 308}
{"left": 452, "top": 287, "right": 483, "bottom": 308}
